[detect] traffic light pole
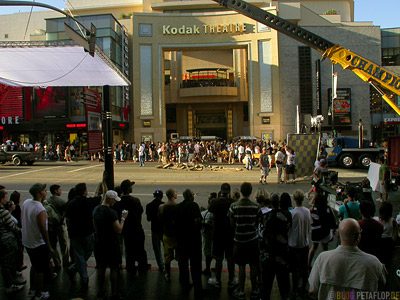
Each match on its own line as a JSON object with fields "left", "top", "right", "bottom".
{"left": 103, "top": 85, "right": 114, "bottom": 190}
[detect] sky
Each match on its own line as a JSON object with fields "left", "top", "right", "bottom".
{"left": 0, "top": 0, "right": 399, "bottom": 29}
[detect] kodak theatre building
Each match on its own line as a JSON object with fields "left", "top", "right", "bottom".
{"left": 131, "top": 0, "right": 378, "bottom": 143}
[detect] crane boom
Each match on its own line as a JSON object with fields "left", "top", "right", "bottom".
{"left": 212, "top": 0, "right": 400, "bottom": 115}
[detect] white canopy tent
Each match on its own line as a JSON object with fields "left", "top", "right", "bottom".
{"left": 0, "top": 44, "right": 129, "bottom": 87}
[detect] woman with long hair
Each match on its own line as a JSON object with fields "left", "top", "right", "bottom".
{"left": 308, "top": 194, "right": 337, "bottom": 268}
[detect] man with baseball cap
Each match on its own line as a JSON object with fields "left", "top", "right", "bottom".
{"left": 146, "top": 190, "right": 165, "bottom": 272}
{"left": 21, "top": 183, "right": 54, "bottom": 300}
{"left": 114, "top": 179, "right": 150, "bottom": 274}
{"left": 93, "top": 190, "right": 128, "bottom": 299}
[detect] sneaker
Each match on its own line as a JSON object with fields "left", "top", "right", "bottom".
{"left": 5, "top": 284, "right": 24, "bottom": 294}
{"left": 164, "top": 272, "right": 171, "bottom": 282}
{"left": 34, "top": 291, "right": 50, "bottom": 300}
{"left": 51, "top": 272, "right": 58, "bottom": 280}
{"left": 376, "top": 198, "right": 383, "bottom": 202}
{"left": 233, "top": 289, "right": 246, "bottom": 300}
{"left": 259, "top": 179, "right": 263, "bottom": 184}
{"left": 207, "top": 277, "right": 221, "bottom": 288}
{"left": 228, "top": 277, "right": 239, "bottom": 288}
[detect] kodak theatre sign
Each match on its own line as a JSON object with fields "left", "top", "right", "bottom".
{"left": 163, "top": 23, "right": 247, "bottom": 35}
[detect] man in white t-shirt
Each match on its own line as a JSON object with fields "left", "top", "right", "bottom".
{"left": 288, "top": 189, "right": 311, "bottom": 297}
{"left": 309, "top": 219, "right": 386, "bottom": 300}
{"left": 139, "top": 144, "right": 145, "bottom": 167}
{"left": 21, "top": 183, "right": 54, "bottom": 300}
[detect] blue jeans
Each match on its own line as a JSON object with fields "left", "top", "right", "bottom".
{"left": 151, "top": 231, "right": 164, "bottom": 270}
{"left": 139, "top": 155, "right": 145, "bottom": 166}
{"left": 246, "top": 158, "right": 252, "bottom": 170}
{"left": 70, "top": 234, "right": 94, "bottom": 282}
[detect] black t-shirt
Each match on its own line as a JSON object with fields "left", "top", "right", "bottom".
{"left": 175, "top": 199, "right": 202, "bottom": 239}
{"left": 259, "top": 154, "right": 269, "bottom": 168}
{"left": 93, "top": 205, "right": 118, "bottom": 245}
{"left": 65, "top": 195, "right": 102, "bottom": 238}
{"left": 146, "top": 198, "right": 164, "bottom": 232}
{"left": 208, "top": 196, "right": 234, "bottom": 239}
{"left": 260, "top": 209, "right": 292, "bottom": 260}
{"left": 114, "top": 194, "right": 143, "bottom": 234}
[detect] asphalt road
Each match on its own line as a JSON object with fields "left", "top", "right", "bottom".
{"left": 0, "top": 159, "right": 372, "bottom": 210}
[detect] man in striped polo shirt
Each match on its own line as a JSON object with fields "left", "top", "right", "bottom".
{"left": 228, "top": 182, "right": 260, "bottom": 300}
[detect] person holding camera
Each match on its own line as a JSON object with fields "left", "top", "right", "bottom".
{"left": 93, "top": 191, "right": 128, "bottom": 300}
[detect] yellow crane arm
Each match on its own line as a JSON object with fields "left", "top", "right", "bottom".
{"left": 323, "top": 45, "right": 400, "bottom": 115}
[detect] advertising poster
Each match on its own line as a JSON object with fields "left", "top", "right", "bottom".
{"left": 33, "top": 86, "right": 67, "bottom": 118}
{"left": 262, "top": 132, "right": 273, "bottom": 142}
{"left": 84, "top": 88, "right": 103, "bottom": 153}
{"left": 328, "top": 88, "right": 351, "bottom": 125}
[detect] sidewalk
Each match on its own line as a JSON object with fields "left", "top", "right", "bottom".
{"left": 0, "top": 254, "right": 283, "bottom": 300}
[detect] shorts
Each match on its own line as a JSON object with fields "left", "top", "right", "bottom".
{"left": 286, "top": 165, "right": 295, "bottom": 174}
{"left": 376, "top": 181, "right": 387, "bottom": 194}
{"left": 233, "top": 239, "right": 259, "bottom": 265}
{"left": 260, "top": 167, "right": 269, "bottom": 177}
{"left": 94, "top": 241, "right": 122, "bottom": 267}
{"left": 288, "top": 246, "right": 309, "bottom": 272}
{"left": 163, "top": 235, "right": 178, "bottom": 264}
{"left": 212, "top": 236, "right": 234, "bottom": 260}
{"left": 26, "top": 244, "right": 50, "bottom": 273}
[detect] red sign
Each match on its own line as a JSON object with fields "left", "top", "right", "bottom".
{"left": 0, "top": 84, "right": 23, "bottom": 118}
{"left": 84, "top": 88, "right": 103, "bottom": 153}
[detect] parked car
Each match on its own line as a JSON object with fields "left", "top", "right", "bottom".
{"left": 0, "top": 146, "right": 39, "bottom": 166}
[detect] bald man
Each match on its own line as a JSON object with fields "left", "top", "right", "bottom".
{"left": 308, "top": 218, "right": 386, "bottom": 300}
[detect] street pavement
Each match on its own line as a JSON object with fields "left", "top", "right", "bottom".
{"left": 0, "top": 159, "right": 398, "bottom": 299}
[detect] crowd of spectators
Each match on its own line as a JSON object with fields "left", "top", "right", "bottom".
{"left": 0, "top": 176, "right": 399, "bottom": 300}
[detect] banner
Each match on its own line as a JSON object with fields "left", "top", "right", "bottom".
{"left": 328, "top": 88, "right": 351, "bottom": 125}
{"left": 84, "top": 88, "right": 103, "bottom": 153}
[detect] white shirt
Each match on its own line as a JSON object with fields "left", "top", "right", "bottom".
{"left": 309, "top": 246, "right": 386, "bottom": 300}
{"left": 275, "top": 150, "right": 285, "bottom": 163}
{"left": 21, "top": 199, "right": 47, "bottom": 249}
{"left": 139, "top": 145, "right": 145, "bottom": 156}
{"left": 238, "top": 145, "right": 245, "bottom": 154}
{"left": 286, "top": 151, "right": 296, "bottom": 165}
{"left": 288, "top": 206, "right": 311, "bottom": 248}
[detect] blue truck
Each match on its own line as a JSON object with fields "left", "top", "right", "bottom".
{"left": 325, "top": 137, "right": 384, "bottom": 169}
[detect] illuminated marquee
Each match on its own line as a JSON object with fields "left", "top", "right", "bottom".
{"left": 163, "top": 23, "right": 247, "bottom": 35}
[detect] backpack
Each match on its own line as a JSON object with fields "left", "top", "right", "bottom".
{"left": 43, "top": 200, "right": 62, "bottom": 228}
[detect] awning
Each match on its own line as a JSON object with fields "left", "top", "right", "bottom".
{"left": 0, "top": 43, "right": 130, "bottom": 87}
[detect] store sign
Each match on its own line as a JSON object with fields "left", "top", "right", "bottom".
{"left": 122, "top": 26, "right": 130, "bottom": 122}
{"left": 163, "top": 23, "right": 247, "bottom": 35}
{"left": 84, "top": 88, "right": 103, "bottom": 154}
{"left": 262, "top": 117, "right": 270, "bottom": 124}
{"left": 384, "top": 117, "right": 400, "bottom": 122}
{"left": 1, "top": 116, "right": 19, "bottom": 124}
